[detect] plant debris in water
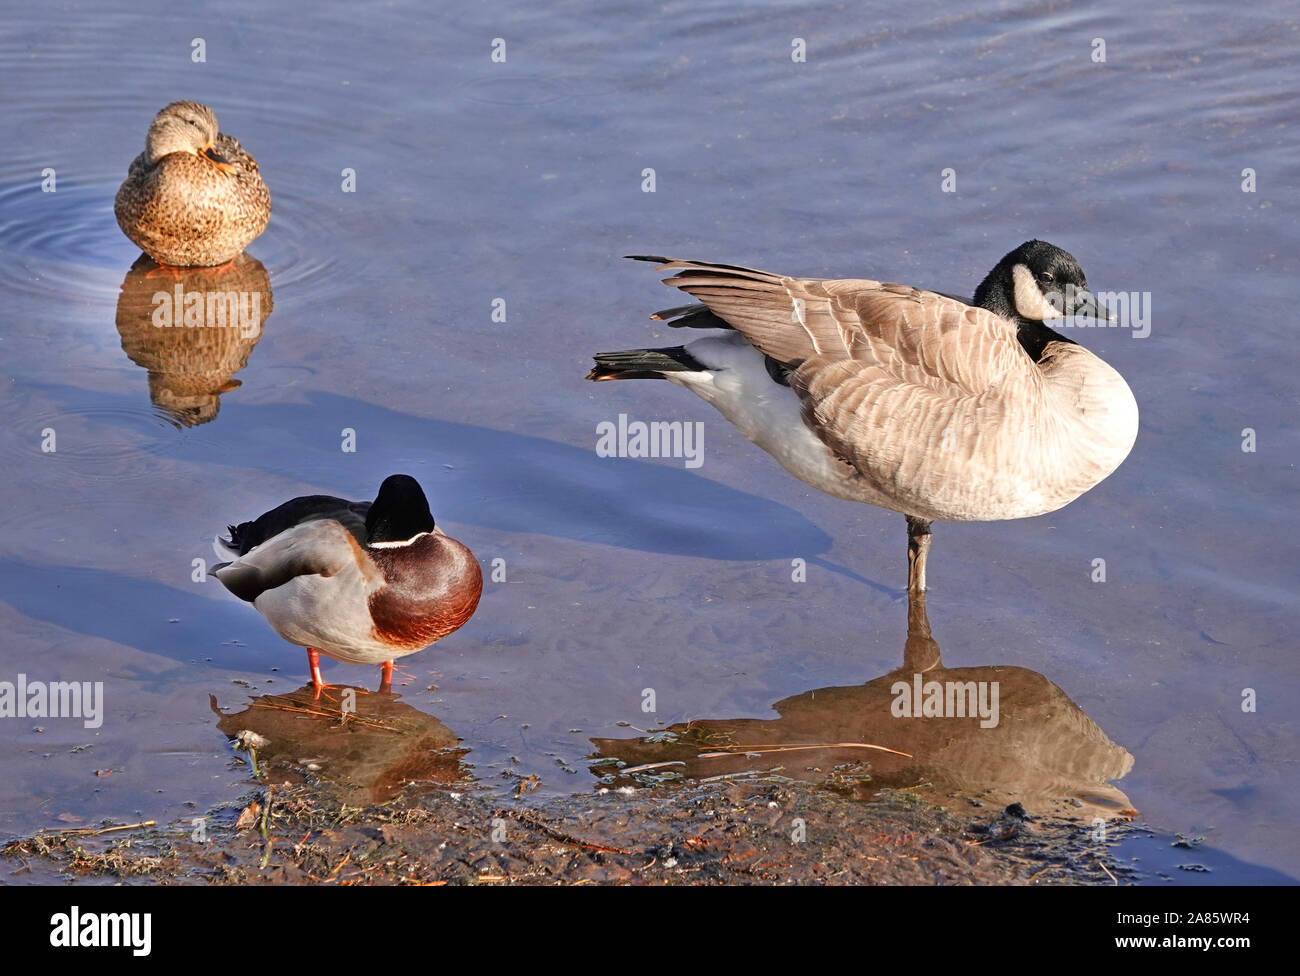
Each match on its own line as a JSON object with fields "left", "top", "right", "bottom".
{"left": 2, "top": 774, "right": 1139, "bottom": 886}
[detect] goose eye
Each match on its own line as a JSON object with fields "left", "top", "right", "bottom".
{"left": 1038, "top": 272, "right": 1055, "bottom": 284}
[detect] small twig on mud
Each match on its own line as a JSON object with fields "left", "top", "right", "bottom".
{"left": 698, "top": 742, "right": 912, "bottom": 759}
{"left": 250, "top": 697, "right": 402, "bottom": 732}
{"left": 259, "top": 787, "right": 273, "bottom": 869}
{"left": 505, "top": 809, "right": 633, "bottom": 856}
{"left": 697, "top": 767, "right": 780, "bottom": 784}
{"left": 328, "top": 851, "right": 352, "bottom": 879}
{"left": 1096, "top": 858, "right": 1118, "bottom": 885}
{"left": 40, "top": 820, "right": 156, "bottom": 838}
{"left": 619, "top": 761, "right": 686, "bottom": 775}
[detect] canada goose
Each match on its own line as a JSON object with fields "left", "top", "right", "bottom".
{"left": 587, "top": 241, "right": 1138, "bottom": 595}
{"left": 212, "top": 475, "right": 482, "bottom": 695}
{"left": 115, "top": 101, "right": 271, "bottom": 267}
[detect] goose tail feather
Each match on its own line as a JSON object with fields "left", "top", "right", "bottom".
{"left": 586, "top": 346, "right": 707, "bottom": 382}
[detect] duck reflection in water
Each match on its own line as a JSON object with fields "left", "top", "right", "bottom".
{"left": 212, "top": 683, "right": 466, "bottom": 805}
{"left": 590, "top": 592, "right": 1134, "bottom": 822}
{"left": 115, "top": 253, "right": 272, "bottom": 427}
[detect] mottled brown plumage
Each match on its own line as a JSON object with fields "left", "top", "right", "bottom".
{"left": 115, "top": 253, "right": 272, "bottom": 425}
{"left": 115, "top": 101, "right": 271, "bottom": 267}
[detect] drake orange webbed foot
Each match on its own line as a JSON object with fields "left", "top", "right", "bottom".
{"left": 306, "top": 648, "right": 342, "bottom": 703}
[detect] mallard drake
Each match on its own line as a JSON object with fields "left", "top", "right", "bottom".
{"left": 588, "top": 241, "right": 1138, "bottom": 595}
{"left": 212, "top": 475, "right": 482, "bottom": 695}
{"left": 114, "top": 100, "right": 271, "bottom": 267}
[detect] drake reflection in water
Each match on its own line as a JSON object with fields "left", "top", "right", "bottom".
{"left": 590, "top": 592, "right": 1134, "bottom": 822}
{"left": 115, "top": 253, "right": 272, "bottom": 427}
{"left": 212, "top": 683, "right": 466, "bottom": 805}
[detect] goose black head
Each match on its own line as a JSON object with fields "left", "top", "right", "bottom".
{"left": 366, "top": 474, "right": 436, "bottom": 546}
{"left": 975, "top": 239, "right": 1112, "bottom": 324}
{"left": 974, "top": 240, "right": 1113, "bottom": 360}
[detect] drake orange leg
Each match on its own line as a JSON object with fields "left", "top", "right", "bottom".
{"left": 306, "top": 648, "right": 339, "bottom": 701}
{"left": 379, "top": 660, "right": 394, "bottom": 693}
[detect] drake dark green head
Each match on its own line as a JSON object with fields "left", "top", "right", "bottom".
{"left": 366, "top": 474, "right": 435, "bottom": 546}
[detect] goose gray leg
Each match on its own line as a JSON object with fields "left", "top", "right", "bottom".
{"left": 906, "top": 516, "right": 932, "bottom": 594}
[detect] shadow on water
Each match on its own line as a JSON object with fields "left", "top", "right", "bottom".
{"left": 115, "top": 254, "right": 274, "bottom": 427}
{"left": 18, "top": 384, "right": 845, "bottom": 565}
{"left": 591, "top": 591, "right": 1136, "bottom": 822}
{"left": 0, "top": 560, "right": 275, "bottom": 679}
{"left": 211, "top": 684, "right": 468, "bottom": 805}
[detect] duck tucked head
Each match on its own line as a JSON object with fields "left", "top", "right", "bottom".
{"left": 974, "top": 239, "right": 1110, "bottom": 324}
{"left": 366, "top": 474, "right": 436, "bottom": 548}
{"left": 145, "top": 100, "right": 220, "bottom": 165}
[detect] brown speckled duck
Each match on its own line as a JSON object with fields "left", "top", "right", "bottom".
{"left": 212, "top": 475, "right": 482, "bottom": 696}
{"left": 114, "top": 101, "right": 271, "bottom": 267}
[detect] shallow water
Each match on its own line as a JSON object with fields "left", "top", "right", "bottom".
{"left": 0, "top": 0, "right": 1296, "bottom": 883}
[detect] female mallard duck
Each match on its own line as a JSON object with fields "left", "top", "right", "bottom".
{"left": 588, "top": 240, "right": 1138, "bottom": 597}
{"left": 212, "top": 475, "right": 482, "bottom": 695}
{"left": 115, "top": 100, "right": 271, "bottom": 267}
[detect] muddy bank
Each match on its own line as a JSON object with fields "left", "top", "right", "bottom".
{"left": 4, "top": 773, "right": 1138, "bottom": 885}
{"left": 4, "top": 632, "right": 1143, "bottom": 886}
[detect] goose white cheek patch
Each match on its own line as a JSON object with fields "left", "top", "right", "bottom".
{"left": 1011, "top": 263, "right": 1063, "bottom": 320}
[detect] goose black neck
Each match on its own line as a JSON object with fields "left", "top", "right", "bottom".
{"left": 1014, "top": 319, "right": 1075, "bottom": 362}
{"left": 973, "top": 262, "right": 1076, "bottom": 363}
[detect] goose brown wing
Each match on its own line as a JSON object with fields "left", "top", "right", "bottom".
{"left": 638, "top": 257, "right": 1040, "bottom": 483}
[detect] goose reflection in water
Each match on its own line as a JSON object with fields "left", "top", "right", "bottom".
{"left": 115, "top": 253, "right": 273, "bottom": 427}
{"left": 212, "top": 684, "right": 466, "bottom": 804}
{"left": 590, "top": 593, "right": 1134, "bottom": 822}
